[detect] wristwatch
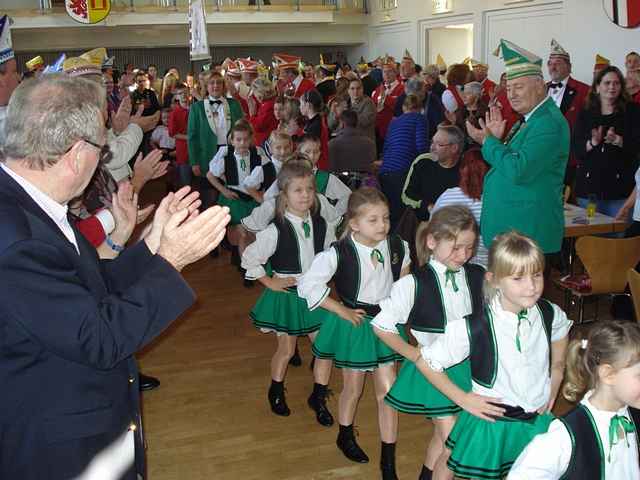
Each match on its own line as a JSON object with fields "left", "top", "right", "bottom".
{"left": 105, "top": 235, "right": 125, "bottom": 253}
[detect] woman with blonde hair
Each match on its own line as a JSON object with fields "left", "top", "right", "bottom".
{"left": 249, "top": 77, "right": 278, "bottom": 146}
{"left": 160, "top": 72, "right": 179, "bottom": 108}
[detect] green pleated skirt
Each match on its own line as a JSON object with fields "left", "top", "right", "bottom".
{"left": 311, "top": 311, "right": 405, "bottom": 370}
{"left": 250, "top": 288, "right": 327, "bottom": 336}
{"left": 385, "top": 358, "right": 471, "bottom": 418}
{"left": 218, "top": 194, "right": 259, "bottom": 225}
{"left": 444, "top": 409, "right": 554, "bottom": 479}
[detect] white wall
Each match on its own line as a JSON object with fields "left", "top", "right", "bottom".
{"left": 427, "top": 26, "right": 472, "bottom": 67}
{"left": 364, "top": 0, "right": 640, "bottom": 84}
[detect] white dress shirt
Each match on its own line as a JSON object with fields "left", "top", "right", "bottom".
{"left": 420, "top": 295, "right": 572, "bottom": 412}
{"left": 207, "top": 96, "right": 228, "bottom": 147}
{"left": 209, "top": 146, "right": 265, "bottom": 195}
{"left": 298, "top": 235, "right": 410, "bottom": 311}
{"left": 242, "top": 157, "right": 282, "bottom": 190}
{"left": 241, "top": 210, "right": 335, "bottom": 280}
{"left": 508, "top": 391, "right": 640, "bottom": 480}
{"left": 1, "top": 163, "right": 79, "bottom": 254}
{"left": 240, "top": 194, "right": 342, "bottom": 233}
{"left": 371, "top": 258, "right": 473, "bottom": 348}
{"left": 105, "top": 124, "right": 143, "bottom": 183}
{"left": 547, "top": 76, "right": 569, "bottom": 109}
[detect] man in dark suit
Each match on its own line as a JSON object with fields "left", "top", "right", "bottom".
{"left": 546, "top": 39, "right": 589, "bottom": 187}
{"left": 0, "top": 75, "right": 230, "bottom": 479}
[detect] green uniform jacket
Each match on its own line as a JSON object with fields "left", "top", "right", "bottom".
{"left": 481, "top": 97, "right": 569, "bottom": 253}
{"left": 187, "top": 98, "right": 244, "bottom": 173}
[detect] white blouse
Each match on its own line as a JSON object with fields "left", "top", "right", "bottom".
{"left": 264, "top": 170, "right": 351, "bottom": 217}
{"left": 371, "top": 258, "right": 473, "bottom": 348}
{"left": 508, "top": 391, "right": 640, "bottom": 480}
{"left": 209, "top": 146, "right": 266, "bottom": 194}
{"left": 420, "top": 296, "right": 572, "bottom": 412}
{"left": 241, "top": 210, "right": 336, "bottom": 281}
{"left": 298, "top": 235, "right": 410, "bottom": 311}
{"left": 240, "top": 194, "right": 341, "bottom": 234}
{"left": 241, "top": 158, "right": 283, "bottom": 191}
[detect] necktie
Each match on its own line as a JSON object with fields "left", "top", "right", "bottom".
{"left": 549, "top": 82, "right": 563, "bottom": 90}
{"left": 239, "top": 156, "right": 247, "bottom": 171}
{"left": 209, "top": 99, "right": 222, "bottom": 106}
{"left": 608, "top": 414, "right": 636, "bottom": 462}
{"left": 302, "top": 220, "right": 310, "bottom": 238}
{"left": 445, "top": 269, "right": 460, "bottom": 292}
{"left": 371, "top": 248, "right": 384, "bottom": 266}
{"left": 515, "top": 309, "right": 529, "bottom": 352}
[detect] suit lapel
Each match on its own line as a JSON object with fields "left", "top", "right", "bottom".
{"left": 0, "top": 167, "right": 78, "bottom": 254}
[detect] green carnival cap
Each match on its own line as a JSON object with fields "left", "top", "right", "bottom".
{"left": 493, "top": 38, "right": 543, "bottom": 80}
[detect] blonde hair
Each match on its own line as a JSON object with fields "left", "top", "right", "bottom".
{"left": 269, "top": 130, "right": 293, "bottom": 147}
{"left": 275, "top": 158, "right": 318, "bottom": 221}
{"left": 485, "top": 231, "right": 545, "bottom": 300}
{"left": 340, "top": 187, "right": 388, "bottom": 239}
{"left": 160, "top": 73, "right": 178, "bottom": 105}
{"left": 563, "top": 321, "right": 640, "bottom": 403}
{"left": 415, "top": 205, "right": 478, "bottom": 267}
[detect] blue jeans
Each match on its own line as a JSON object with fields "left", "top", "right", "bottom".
{"left": 576, "top": 197, "right": 626, "bottom": 218}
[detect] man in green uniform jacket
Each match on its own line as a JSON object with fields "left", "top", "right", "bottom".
{"left": 467, "top": 39, "right": 569, "bottom": 254}
{"left": 188, "top": 72, "right": 244, "bottom": 209}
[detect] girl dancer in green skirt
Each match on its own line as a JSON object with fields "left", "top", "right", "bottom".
{"left": 372, "top": 205, "right": 485, "bottom": 480}
{"left": 415, "top": 231, "right": 572, "bottom": 479}
{"left": 298, "top": 187, "right": 411, "bottom": 480}
{"left": 241, "top": 160, "right": 336, "bottom": 417}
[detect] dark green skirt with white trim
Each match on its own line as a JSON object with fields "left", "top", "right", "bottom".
{"left": 385, "top": 358, "right": 471, "bottom": 418}
{"left": 444, "top": 410, "right": 554, "bottom": 479}
{"left": 311, "top": 311, "right": 405, "bottom": 370}
{"left": 218, "top": 194, "right": 259, "bottom": 225}
{"left": 250, "top": 288, "right": 326, "bottom": 336}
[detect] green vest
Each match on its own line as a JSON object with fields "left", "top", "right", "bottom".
{"left": 481, "top": 97, "right": 569, "bottom": 253}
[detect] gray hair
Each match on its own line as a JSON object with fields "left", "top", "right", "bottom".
{"left": 437, "top": 123, "right": 465, "bottom": 154}
{"left": 251, "top": 77, "right": 276, "bottom": 100}
{"left": 423, "top": 64, "right": 440, "bottom": 80}
{"left": 404, "top": 77, "right": 425, "bottom": 96}
{"left": 2, "top": 74, "right": 106, "bottom": 170}
{"left": 463, "top": 81, "right": 482, "bottom": 97}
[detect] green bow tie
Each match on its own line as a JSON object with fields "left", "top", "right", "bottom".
{"left": 445, "top": 269, "right": 460, "bottom": 292}
{"left": 302, "top": 220, "right": 310, "bottom": 238}
{"left": 371, "top": 248, "right": 384, "bottom": 266}
{"left": 608, "top": 414, "right": 636, "bottom": 462}
{"left": 515, "top": 309, "right": 529, "bottom": 353}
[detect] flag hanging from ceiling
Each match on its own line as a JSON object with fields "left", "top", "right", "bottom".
{"left": 603, "top": 0, "right": 640, "bottom": 28}
{"left": 189, "top": 0, "right": 211, "bottom": 61}
{"left": 66, "top": 0, "right": 111, "bottom": 24}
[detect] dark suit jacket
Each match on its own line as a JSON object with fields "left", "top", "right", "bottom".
{"left": 0, "top": 167, "right": 196, "bottom": 479}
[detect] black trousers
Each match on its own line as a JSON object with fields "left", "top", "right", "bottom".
{"left": 379, "top": 170, "right": 408, "bottom": 232}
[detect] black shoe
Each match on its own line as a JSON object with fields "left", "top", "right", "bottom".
{"left": 418, "top": 465, "right": 433, "bottom": 480}
{"left": 139, "top": 373, "right": 160, "bottom": 392}
{"left": 209, "top": 247, "right": 220, "bottom": 259}
{"left": 243, "top": 278, "right": 255, "bottom": 288}
{"left": 289, "top": 346, "right": 302, "bottom": 367}
{"left": 231, "top": 247, "right": 241, "bottom": 267}
{"left": 268, "top": 383, "right": 290, "bottom": 416}
{"left": 337, "top": 425, "right": 369, "bottom": 463}
{"left": 380, "top": 442, "right": 398, "bottom": 480}
{"left": 308, "top": 390, "right": 334, "bottom": 427}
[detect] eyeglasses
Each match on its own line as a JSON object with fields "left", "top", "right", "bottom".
{"left": 432, "top": 142, "right": 452, "bottom": 148}
{"left": 82, "top": 138, "right": 113, "bottom": 164}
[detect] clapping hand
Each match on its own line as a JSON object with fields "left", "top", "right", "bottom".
{"left": 157, "top": 205, "right": 231, "bottom": 272}
{"left": 132, "top": 150, "right": 169, "bottom": 191}
{"left": 466, "top": 106, "right": 506, "bottom": 144}
{"left": 110, "top": 181, "right": 139, "bottom": 246}
{"left": 143, "top": 186, "right": 202, "bottom": 254}
{"left": 112, "top": 95, "right": 132, "bottom": 134}
{"left": 591, "top": 126, "right": 604, "bottom": 147}
{"left": 604, "top": 127, "right": 623, "bottom": 147}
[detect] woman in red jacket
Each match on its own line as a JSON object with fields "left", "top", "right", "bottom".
{"left": 248, "top": 78, "right": 278, "bottom": 147}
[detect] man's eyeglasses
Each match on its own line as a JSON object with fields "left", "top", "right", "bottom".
{"left": 82, "top": 139, "right": 113, "bottom": 164}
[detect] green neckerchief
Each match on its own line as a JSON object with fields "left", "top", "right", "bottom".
{"left": 608, "top": 414, "right": 636, "bottom": 462}
{"left": 445, "top": 268, "right": 460, "bottom": 292}
{"left": 371, "top": 248, "right": 384, "bottom": 266}
{"left": 302, "top": 220, "right": 311, "bottom": 238}
{"left": 515, "top": 309, "right": 529, "bottom": 353}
